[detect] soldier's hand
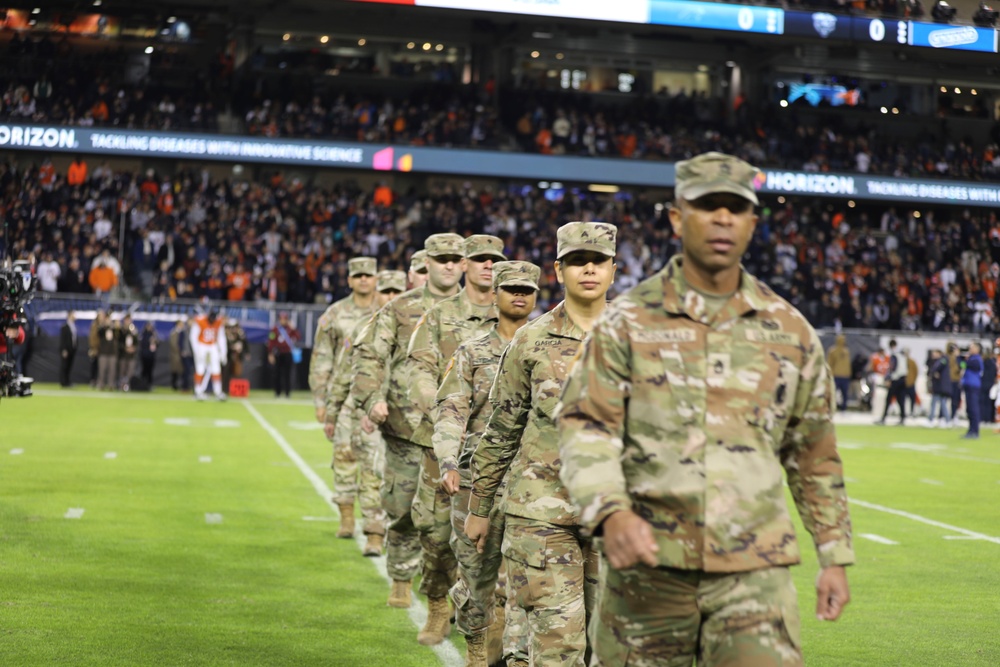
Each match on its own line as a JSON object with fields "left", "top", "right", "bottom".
{"left": 816, "top": 565, "right": 850, "bottom": 621}
{"left": 602, "top": 510, "right": 659, "bottom": 570}
{"left": 370, "top": 401, "right": 389, "bottom": 425}
{"left": 441, "top": 470, "right": 461, "bottom": 496}
{"left": 463, "top": 514, "right": 490, "bottom": 554}
{"left": 315, "top": 406, "right": 326, "bottom": 423}
{"left": 360, "top": 415, "right": 376, "bottom": 434}
{"left": 323, "top": 423, "right": 336, "bottom": 440}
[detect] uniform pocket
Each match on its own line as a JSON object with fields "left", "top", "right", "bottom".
{"left": 501, "top": 529, "right": 547, "bottom": 569}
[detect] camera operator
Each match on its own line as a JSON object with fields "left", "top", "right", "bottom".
{"left": 1, "top": 325, "right": 25, "bottom": 354}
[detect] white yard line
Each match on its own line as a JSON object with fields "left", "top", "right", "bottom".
{"left": 918, "top": 479, "right": 944, "bottom": 486}
{"left": 858, "top": 533, "right": 899, "bottom": 545}
{"left": 242, "top": 400, "right": 464, "bottom": 667}
{"left": 852, "top": 499, "right": 1000, "bottom": 545}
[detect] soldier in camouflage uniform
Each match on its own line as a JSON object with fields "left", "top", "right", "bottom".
{"left": 557, "top": 152, "right": 854, "bottom": 667}
{"left": 324, "top": 270, "right": 407, "bottom": 418}
{"left": 467, "top": 222, "right": 618, "bottom": 667}
{"left": 435, "top": 261, "right": 540, "bottom": 667}
{"left": 351, "top": 234, "right": 464, "bottom": 612}
{"left": 409, "top": 249, "right": 429, "bottom": 290}
{"left": 309, "top": 257, "right": 380, "bottom": 543}
{"left": 406, "top": 234, "right": 506, "bottom": 645}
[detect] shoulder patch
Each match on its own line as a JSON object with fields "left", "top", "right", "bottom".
{"left": 745, "top": 330, "right": 800, "bottom": 346}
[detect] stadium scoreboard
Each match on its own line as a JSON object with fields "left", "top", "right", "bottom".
{"left": 352, "top": 0, "right": 1000, "bottom": 53}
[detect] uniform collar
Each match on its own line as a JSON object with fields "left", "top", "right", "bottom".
{"left": 456, "top": 289, "right": 499, "bottom": 322}
{"left": 661, "top": 255, "right": 767, "bottom": 325}
{"left": 547, "top": 301, "right": 586, "bottom": 341}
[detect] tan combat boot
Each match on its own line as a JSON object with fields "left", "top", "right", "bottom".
{"left": 336, "top": 504, "right": 355, "bottom": 538}
{"left": 464, "top": 633, "right": 488, "bottom": 667}
{"left": 485, "top": 604, "right": 504, "bottom": 666}
{"left": 417, "top": 596, "right": 451, "bottom": 645}
{"left": 387, "top": 580, "right": 412, "bottom": 608}
{"left": 362, "top": 533, "right": 384, "bottom": 557}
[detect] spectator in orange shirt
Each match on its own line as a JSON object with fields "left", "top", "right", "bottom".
{"left": 67, "top": 156, "right": 88, "bottom": 187}
{"left": 373, "top": 182, "right": 393, "bottom": 207}
{"left": 226, "top": 264, "right": 252, "bottom": 302}
{"left": 89, "top": 257, "right": 119, "bottom": 294}
{"left": 91, "top": 99, "right": 109, "bottom": 123}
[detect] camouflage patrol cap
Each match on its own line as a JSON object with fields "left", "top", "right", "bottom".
{"left": 493, "top": 260, "right": 541, "bottom": 292}
{"left": 410, "top": 250, "right": 428, "bottom": 273}
{"left": 556, "top": 222, "right": 617, "bottom": 260}
{"left": 675, "top": 151, "right": 760, "bottom": 205}
{"left": 425, "top": 233, "right": 464, "bottom": 258}
{"left": 464, "top": 234, "right": 506, "bottom": 261}
{"left": 348, "top": 256, "right": 377, "bottom": 277}
{"left": 377, "top": 270, "right": 407, "bottom": 293}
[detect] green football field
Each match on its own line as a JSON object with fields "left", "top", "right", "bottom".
{"left": 1, "top": 387, "right": 998, "bottom": 666}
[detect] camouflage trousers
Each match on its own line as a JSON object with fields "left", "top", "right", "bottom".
{"left": 330, "top": 403, "right": 386, "bottom": 535}
{"left": 411, "top": 449, "right": 457, "bottom": 598}
{"left": 449, "top": 485, "right": 529, "bottom": 664}
{"left": 502, "top": 516, "right": 599, "bottom": 667}
{"left": 591, "top": 565, "right": 802, "bottom": 667}
{"left": 381, "top": 435, "right": 423, "bottom": 583}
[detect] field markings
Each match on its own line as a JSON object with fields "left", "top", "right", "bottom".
{"left": 205, "top": 513, "right": 224, "bottom": 525}
{"left": 242, "top": 401, "right": 464, "bottom": 667}
{"left": 943, "top": 535, "right": 992, "bottom": 541}
{"left": 858, "top": 533, "right": 898, "bottom": 545}
{"left": 199, "top": 456, "right": 212, "bottom": 463}
{"left": 33, "top": 389, "right": 313, "bottom": 407}
{"left": 918, "top": 478, "right": 943, "bottom": 486}
{"left": 886, "top": 442, "right": 1000, "bottom": 465}
{"left": 303, "top": 516, "right": 337, "bottom": 522}
{"left": 64, "top": 508, "right": 85, "bottom": 519}
{"left": 104, "top": 452, "right": 118, "bottom": 460}
{"left": 10, "top": 448, "right": 24, "bottom": 455}
{"left": 852, "top": 499, "right": 1000, "bottom": 545}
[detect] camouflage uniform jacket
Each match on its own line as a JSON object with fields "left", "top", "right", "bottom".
{"left": 557, "top": 256, "right": 855, "bottom": 573}
{"left": 408, "top": 290, "right": 498, "bottom": 447}
{"left": 470, "top": 302, "right": 584, "bottom": 525}
{"left": 352, "top": 285, "right": 451, "bottom": 442}
{"left": 324, "top": 316, "right": 386, "bottom": 423}
{"left": 433, "top": 326, "right": 507, "bottom": 483}
{"left": 308, "top": 295, "right": 376, "bottom": 410}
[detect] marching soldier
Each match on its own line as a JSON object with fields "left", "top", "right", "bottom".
{"left": 406, "top": 234, "right": 506, "bottom": 645}
{"left": 434, "top": 261, "right": 539, "bottom": 666}
{"left": 351, "top": 234, "right": 463, "bottom": 613}
{"left": 309, "top": 257, "right": 379, "bottom": 543}
{"left": 409, "top": 249, "right": 429, "bottom": 290}
{"left": 467, "top": 222, "right": 618, "bottom": 665}
{"left": 558, "top": 152, "right": 854, "bottom": 666}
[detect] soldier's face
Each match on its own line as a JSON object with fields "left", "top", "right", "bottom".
{"left": 350, "top": 273, "right": 375, "bottom": 296}
{"left": 409, "top": 268, "right": 428, "bottom": 289}
{"left": 556, "top": 251, "right": 616, "bottom": 303}
{"left": 376, "top": 289, "right": 401, "bottom": 307}
{"left": 670, "top": 194, "right": 757, "bottom": 276}
{"left": 497, "top": 285, "right": 536, "bottom": 319}
{"left": 465, "top": 255, "right": 497, "bottom": 291}
{"left": 428, "top": 255, "right": 464, "bottom": 291}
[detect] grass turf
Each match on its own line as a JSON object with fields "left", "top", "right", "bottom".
{"left": 1, "top": 387, "right": 998, "bottom": 665}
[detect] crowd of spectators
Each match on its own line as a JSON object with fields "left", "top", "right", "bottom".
{"left": 4, "top": 155, "right": 1000, "bottom": 336}
{"left": 1, "top": 31, "right": 225, "bottom": 133}
{"left": 5, "top": 30, "right": 1000, "bottom": 182}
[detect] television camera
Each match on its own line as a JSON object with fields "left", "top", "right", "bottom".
{"left": 0, "top": 258, "right": 37, "bottom": 399}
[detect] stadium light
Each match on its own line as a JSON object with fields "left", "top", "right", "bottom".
{"left": 973, "top": 2, "right": 998, "bottom": 25}
{"left": 931, "top": 0, "right": 957, "bottom": 22}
